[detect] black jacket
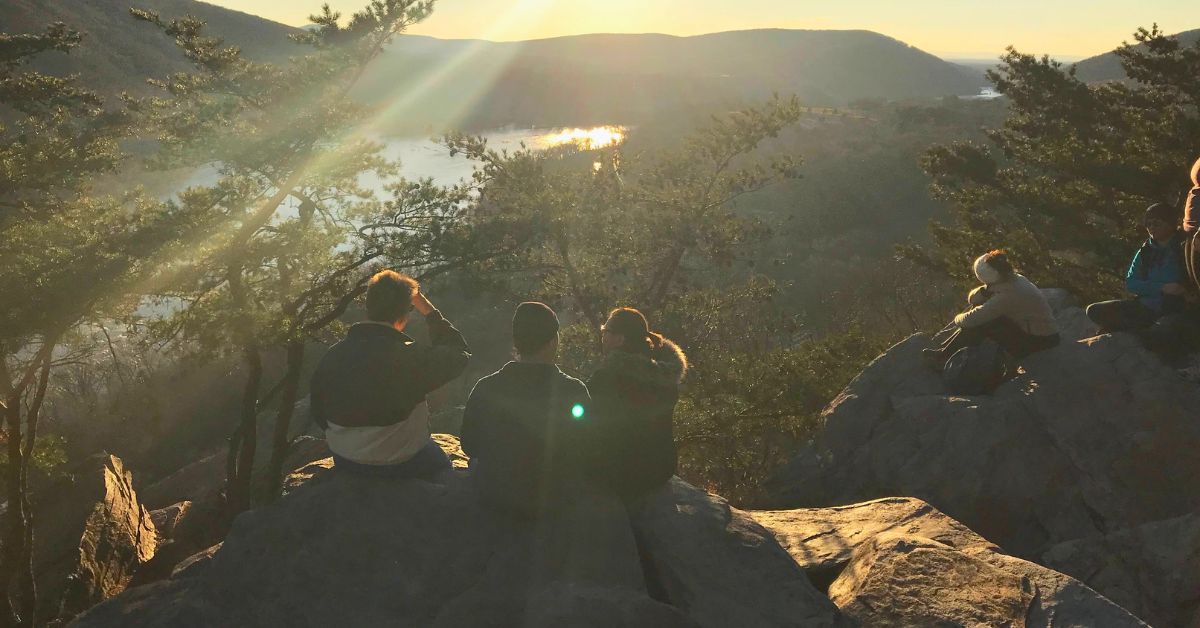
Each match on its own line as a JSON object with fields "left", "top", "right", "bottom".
{"left": 310, "top": 311, "right": 469, "bottom": 430}
{"left": 461, "top": 362, "right": 591, "bottom": 515}
{"left": 585, "top": 340, "right": 687, "bottom": 504}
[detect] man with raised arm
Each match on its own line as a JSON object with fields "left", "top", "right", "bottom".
{"left": 310, "top": 270, "right": 469, "bottom": 479}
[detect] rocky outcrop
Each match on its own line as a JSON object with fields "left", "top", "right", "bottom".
{"left": 31, "top": 454, "right": 157, "bottom": 621}
{"left": 769, "top": 332, "right": 1200, "bottom": 555}
{"left": 767, "top": 292, "right": 1200, "bottom": 625}
{"left": 753, "top": 497, "right": 1146, "bottom": 626}
{"left": 1043, "top": 511, "right": 1200, "bottom": 628}
{"left": 74, "top": 434, "right": 1157, "bottom": 627}
{"left": 73, "top": 437, "right": 840, "bottom": 628}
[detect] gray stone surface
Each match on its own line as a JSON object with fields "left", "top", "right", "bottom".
{"left": 636, "top": 478, "right": 841, "bottom": 628}
{"left": 1044, "top": 511, "right": 1200, "bottom": 628}
{"left": 754, "top": 497, "right": 1147, "bottom": 627}
{"left": 769, "top": 333, "right": 1200, "bottom": 558}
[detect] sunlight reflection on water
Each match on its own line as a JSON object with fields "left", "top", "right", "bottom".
{"left": 534, "top": 126, "right": 627, "bottom": 150}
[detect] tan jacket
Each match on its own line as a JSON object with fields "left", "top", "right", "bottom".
{"left": 955, "top": 275, "right": 1058, "bottom": 337}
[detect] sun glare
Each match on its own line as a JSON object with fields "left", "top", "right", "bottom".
{"left": 538, "top": 126, "right": 627, "bottom": 150}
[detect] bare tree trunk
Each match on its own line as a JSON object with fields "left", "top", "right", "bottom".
{"left": 2, "top": 388, "right": 26, "bottom": 627}
{"left": 15, "top": 360, "right": 48, "bottom": 627}
{"left": 1, "top": 341, "right": 53, "bottom": 628}
{"left": 264, "top": 340, "right": 304, "bottom": 502}
{"left": 646, "top": 246, "right": 687, "bottom": 316}
{"left": 225, "top": 344, "right": 262, "bottom": 518}
{"left": 224, "top": 266, "right": 262, "bottom": 519}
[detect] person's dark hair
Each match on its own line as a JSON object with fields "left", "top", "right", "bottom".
{"left": 365, "top": 270, "right": 418, "bottom": 322}
{"left": 512, "top": 302, "right": 560, "bottom": 356}
{"left": 984, "top": 249, "right": 1016, "bottom": 278}
{"left": 1144, "top": 202, "right": 1178, "bottom": 226}
{"left": 603, "top": 307, "right": 665, "bottom": 356}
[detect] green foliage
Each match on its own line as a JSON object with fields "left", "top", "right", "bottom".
{"left": 0, "top": 433, "right": 67, "bottom": 483}
{"left": 676, "top": 328, "right": 888, "bottom": 501}
{"left": 914, "top": 27, "right": 1200, "bottom": 298}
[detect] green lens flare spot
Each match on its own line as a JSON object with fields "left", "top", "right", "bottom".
{"left": 571, "top": 404, "right": 585, "bottom": 420}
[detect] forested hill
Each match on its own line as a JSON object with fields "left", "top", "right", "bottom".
{"left": 355, "top": 29, "right": 987, "bottom": 132}
{"left": 2, "top": 0, "right": 298, "bottom": 95}
{"left": 2, "top": 2, "right": 985, "bottom": 132}
{"left": 1073, "top": 27, "right": 1200, "bottom": 82}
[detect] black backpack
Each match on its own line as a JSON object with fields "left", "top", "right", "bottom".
{"left": 942, "top": 340, "right": 1012, "bottom": 395}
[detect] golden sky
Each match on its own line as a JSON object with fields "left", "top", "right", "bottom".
{"left": 212, "top": 0, "right": 1195, "bottom": 59}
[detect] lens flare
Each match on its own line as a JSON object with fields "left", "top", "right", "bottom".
{"left": 571, "top": 403, "right": 585, "bottom": 420}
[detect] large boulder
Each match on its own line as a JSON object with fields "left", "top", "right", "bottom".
{"left": 830, "top": 535, "right": 1037, "bottom": 626}
{"left": 31, "top": 454, "right": 158, "bottom": 621}
{"left": 635, "top": 479, "right": 841, "bottom": 627}
{"left": 753, "top": 497, "right": 1146, "bottom": 626}
{"left": 74, "top": 439, "right": 832, "bottom": 628}
{"left": 768, "top": 332, "right": 1200, "bottom": 558}
{"left": 1043, "top": 511, "right": 1200, "bottom": 628}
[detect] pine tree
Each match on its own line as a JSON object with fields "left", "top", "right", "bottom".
{"left": 0, "top": 22, "right": 206, "bottom": 626}
{"left": 913, "top": 27, "right": 1200, "bottom": 298}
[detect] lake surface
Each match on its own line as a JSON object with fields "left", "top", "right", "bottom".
{"left": 177, "top": 125, "right": 625, "bottom": 198}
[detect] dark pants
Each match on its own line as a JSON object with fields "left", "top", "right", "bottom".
{"left": 1187, "top": 230, "right": 1200, "bottom": 294}
{"left": 332, "top": 439, "right": 450, "bottom": 480}
{"left": 931, "top": 316, "right": 1060, "bottom": 361}
{"left": 1086, "top": 299, "right": 1158, "bottom": 334}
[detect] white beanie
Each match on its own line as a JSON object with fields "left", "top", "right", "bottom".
{"left": 973, "top": 254, "right": 1002, "bottom": 285}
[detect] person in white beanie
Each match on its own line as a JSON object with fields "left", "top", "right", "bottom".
{"left": 923, "top": 250, "right": 1060, "bottom": 368}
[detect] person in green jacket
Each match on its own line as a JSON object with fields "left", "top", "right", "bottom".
{"left": 587, "top": 307, "right": 687, "bottom": 507}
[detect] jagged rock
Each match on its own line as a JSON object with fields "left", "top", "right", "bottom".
{"left": 433, "top": 432, "right": 470, "bottom": 468}
{"left": 172, "top": 543, "right": 222, "bottom": 579}
{"left": 149, "top": 501, "right": 191, "bottom": 540}
{"left": 635, "top": 479, "right": 840, "bottom": 627}
{"left": 1043, "top": 511, "right": 1200, "bottom": 628}
{"left": 1042, "top": 288, "right": 1099, "bottom": 342}
{"left": 753, "top": 497, "right": 1146, "bottom": 626}
{"left": 72, "top": 440, "right": 777, "bottom": 628}
{"left": 768, "top": 333, "right": 1200, "bottom": 559}
{"left": 139, "top": 451, "right": 223, "bottom": 510}
{"left": 32, "top": 454, "right": 157, "bottom": 621}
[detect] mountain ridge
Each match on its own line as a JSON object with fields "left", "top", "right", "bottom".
{"left": 2, "top": 3, "right": 985, "bottom": 133}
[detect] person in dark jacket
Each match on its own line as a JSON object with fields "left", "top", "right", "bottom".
{"left": 461, "top": 302, "right": 591, "bottom": 517}
{"left": 923, "top": 250, "right": 1060, "bottom": 368}
{"left": 586, "top": 307, "right": 687, "bottom": 506}
{"left": 1184, "top": 157, "right": 1199, "bottom": 293}
{"left": 1086, "top": 203, "right": 1189, "bottom": 334}
{"left": 309, "top": 270, "right": 469, "bottom": 479}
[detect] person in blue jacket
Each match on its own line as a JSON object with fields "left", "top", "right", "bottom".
{"left": 1086, "top": 203, "right": 1188, "bottom": 334}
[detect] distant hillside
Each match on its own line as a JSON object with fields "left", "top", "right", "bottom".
{"left": 2, "top": 2, "right": 986, "bottom": 133}
{"left": 1, "top": 0, "right": 299, "bottom": 97}
{"left": 1073, "top": 28, "right": 1200, "bottom": 82}
{"left": 358, "top": 30, "right": 988, "bottom": 133}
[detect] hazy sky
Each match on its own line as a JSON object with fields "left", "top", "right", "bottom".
{"left": 212, "top": 0, "right": 1194, "bottom": 59}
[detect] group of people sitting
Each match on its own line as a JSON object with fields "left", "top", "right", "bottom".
{"left": 924, "top": 156, "right": 1200, "bottom": 373}
{"left": 308, "top": 270, "right": 686, "bottom": 517}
